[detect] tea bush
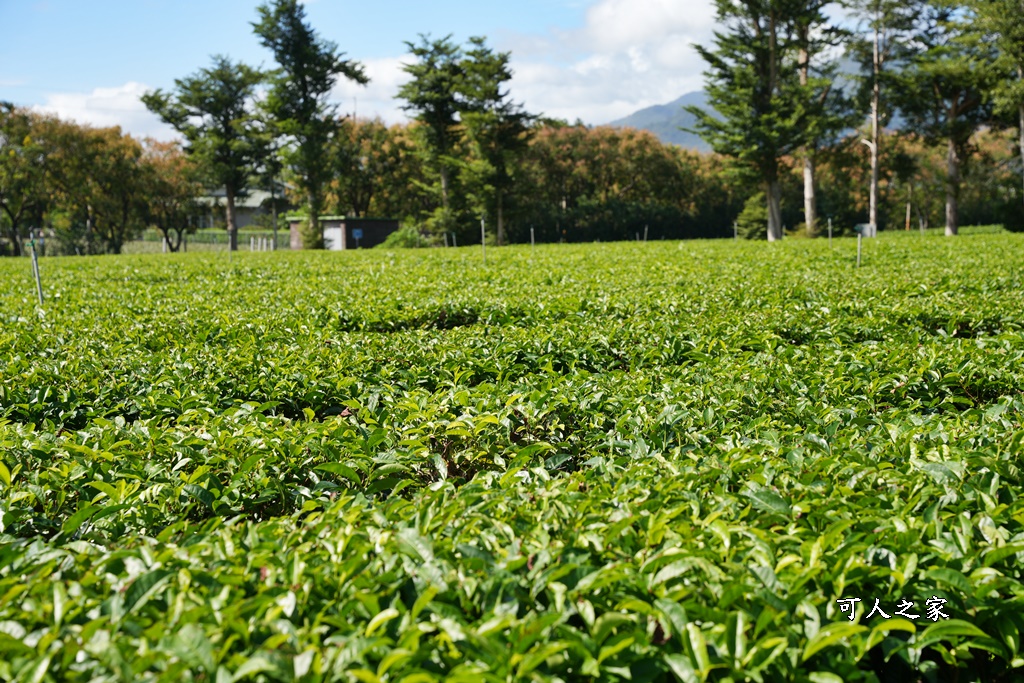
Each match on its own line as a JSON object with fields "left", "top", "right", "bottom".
{"left": 1, "top": 233, "right": 1023, "bottom": 681}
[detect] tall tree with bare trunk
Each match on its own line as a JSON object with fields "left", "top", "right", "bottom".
{"left": 895, "top": 2, "right": 997, "bottom": 236}
{"left": 972, "top": 0, "right": 1024, "bottom": 220}
{"left": 846, "top": 0, "right": 920, "bottom": 232}
{"left": 793, "top": 1, "right": 853, "bottom": 236}
{"left": 460, "top": 37, "right": 533, "bottom": 246}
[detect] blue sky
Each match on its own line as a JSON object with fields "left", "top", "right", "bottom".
{"left": 0, "top": 0, "right": 717, "bottom": 138}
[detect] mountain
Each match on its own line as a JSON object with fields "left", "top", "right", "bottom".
{"left": 605, "top": 91, "right": 712, "bottom": 152}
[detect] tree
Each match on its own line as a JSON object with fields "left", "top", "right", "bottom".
{"left": 846, "top": 0, "right": 921, "bottom": 232}
{"left": 143, "top": 56, "right": 264, "bottom": 252}
{"left": 139, "top": 140, "right": 203, "bottom": 252}
{"left": 39, "top": 121, "right": 149, "bottom": 254}
{"left": 736, "top": 192, "right": 769, "bottom": 239}
{"left": 792, "top": 1, "right": 852, "bottom": 236}
{"left": 396, "top": 34, "right": 465, "bottom": 236}
{"left": 254, "top": 0, "right": 367, "bottom": 249}
{"left": 0, "top": 104, "right": 47, "bottom": 256}
{"left": 972, "top": 0, "right": 1024, "bottom": 213}
{"left": 460, "top": 37, "right": 534, "bottom": 245}
{"left": 327, "top": 117, "right": 419, "bottom": 220}
{"left": 895, "top": 2, "right": 998, "bottom": 235}
{"left": 688, "top": 0, "right": 809, "bottom": 241}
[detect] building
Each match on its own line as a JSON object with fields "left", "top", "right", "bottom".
{"left": 287, "top": 216, "right": 400, "bottom": 250}
{"left": 196, "top": 185, "right": 291, "bottom": 230}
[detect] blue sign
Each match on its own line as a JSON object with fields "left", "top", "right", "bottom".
{"left": 352, "top": 228, "right": 364, "bottom": 240}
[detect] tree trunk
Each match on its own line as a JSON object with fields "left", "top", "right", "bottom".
{"left": 1018, "top": 97, "right": 1024, "bottom": 211}
{"left": 803, "top": 156, "right": 816, "bottom": 236}
{"left": 169, "top": 227, "right": 183, "bottom": 252}
{"left": 440, "top": 165, "right": 450, "bottom": 209}
{"left": 496, "top": 191, "right": 505, "bottom": 246}
{"left": 945, "top": 138, "right": 959, "bottom": 236}
{"left": 306, "top": 190, "right": 322, "bottom": 249}
{"left": 766, "top": 179, "right": 783, "bottom": 242}
{"left": 905, "top": 184, "right": 912, "bottom": 231}
{"left": 225, "top": 188, "right": 238, "bottom": 252}
{"left": 870, "top": 22, "right": 881, "bottom": 231}
{"left": 2, "top": 211, "right": 22, "bottom": 257}
{"left": 799, "top": 38, "right": 816, "bottom": 236}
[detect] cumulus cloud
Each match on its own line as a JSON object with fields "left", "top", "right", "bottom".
{"left": 331, "top": 0, "right": 720, "bottom": 126}
{"left": 330, "top": 56, "right": 409, "bottom": 124}
{"left": 504, "top": 0, "right": 717, "bottom": 123}
{"left": 26, "top": 0, "right": 720, "bottom": 136}
{"left": 31, "top": 82, "right": 176, "bottom": 139}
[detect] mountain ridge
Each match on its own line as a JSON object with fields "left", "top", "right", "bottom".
{"left": 604, "top": 91, "right": 711, "bottom": 152}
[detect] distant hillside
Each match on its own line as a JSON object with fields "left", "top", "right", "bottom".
{"left": 605, "top": 92, "right": 713, "bottom": 152}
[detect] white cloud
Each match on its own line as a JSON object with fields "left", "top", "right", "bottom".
{"left": 330, "top": 56, "right": 409, "bottom": 124}
{"left": 576, "top": 0, "right": 716, "bottom": 53}
{"left": 27, "top": 0, "right": 720, "bottom": 136}
{"left": 333, "top": 0, "right": 719, "bottom": 127}
{"left": 502, "top": 0, "right": 716, "bottom": 124}
{"left": 31, "top": 82, "right": 176, "bottom": 139}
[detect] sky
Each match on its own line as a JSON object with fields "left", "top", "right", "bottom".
{"left": 0, "top": 0, "right": 718, "bottom": 140}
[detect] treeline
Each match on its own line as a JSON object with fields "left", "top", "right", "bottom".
{"left": 0, "top": 104, "right": 203, "bottom": 256}
{"left": 691, "top": 0, "right": 1024, "bottom": 239}
{"left": 4, "top": 0, "right": 1024, "bottom": 255}
{"left": 326, "top": 118, "right": 745, "bottom": 245}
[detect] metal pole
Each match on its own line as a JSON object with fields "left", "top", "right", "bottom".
{"left": 857, "top": 233, "right": 862, "bottom": 267}
{"left": 444, "top": 232, "right": 449, "bottom": 248}
{"left": 30, "top": 235, "right": 43, "bottom": 305}
{"left": 644, "top": 225, "right": 648, "bottom": 242}
{"left": 480, "top": 217, "right": 486, "bottom": 266}
{"left": 828, "top": 217, "right": 832, "bottom": 249}
{"left": 734, "top": 221, "right": 737, "bottom": 240}
{"left": 452, "top": 232, "right": 457, "bottom": 248}
{"left": 530, "top": 226, "right": 535, "bottom": 249}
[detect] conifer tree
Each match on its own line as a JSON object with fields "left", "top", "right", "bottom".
{"left": 793, "top": 1, "right": 852, "bottom": 236}
{"left": 460, "top": 37, "right": 533, "bottom": 246}
{"left": 254, "top": 0, "right": 367, "bottom": 249}
{"left": 845, "top": 0, "right": 921, "bottom": 232}
{"left": 688, "top": 0, "right": 809, "bottom": 241}
{"left": 396, "top": 34, "right": 465, "bottom": 236}
{"left": 142, "top": 56, "right": 263, "bottom": 251}
{"left": 895, "top": 2, "right": 998, "bottom": 235}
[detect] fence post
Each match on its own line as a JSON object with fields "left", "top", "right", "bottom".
{"left": 30, "top": 233, "right": 43, "bottom": 305}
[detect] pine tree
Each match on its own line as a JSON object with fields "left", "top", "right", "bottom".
{"left": 254, "top": 0, "right": 367, "bottom": 249}
{"left": 793, "top": 1, "right": 854, "bottom": 236}
{"left": 142, "top": 56, "right": 264, "bottom": 251}
{"left": 460, "top": 37, "right": 533, "bottom": 246}
{"left": 397, "top": 35, "right": 465, "bottom": 237}
{"left": 688, "top": 0, "right": 809, "bottom": 242}
{"left": 845, "top": 0, "right": 921, "bottom": 232}
{"left": 894, "top": 2, "right": 998, "bottom": 235}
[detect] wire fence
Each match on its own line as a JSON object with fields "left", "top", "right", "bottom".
{"left": 123, "top": 229, "right": 287, "bottom": 254}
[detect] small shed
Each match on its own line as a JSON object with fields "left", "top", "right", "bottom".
{"left": 287, "top": 216, "right": 399, "bottom": 250}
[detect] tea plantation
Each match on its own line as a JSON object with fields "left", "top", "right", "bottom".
{"left": 1, "top": 232, "right": 1023, "bottom": 682}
